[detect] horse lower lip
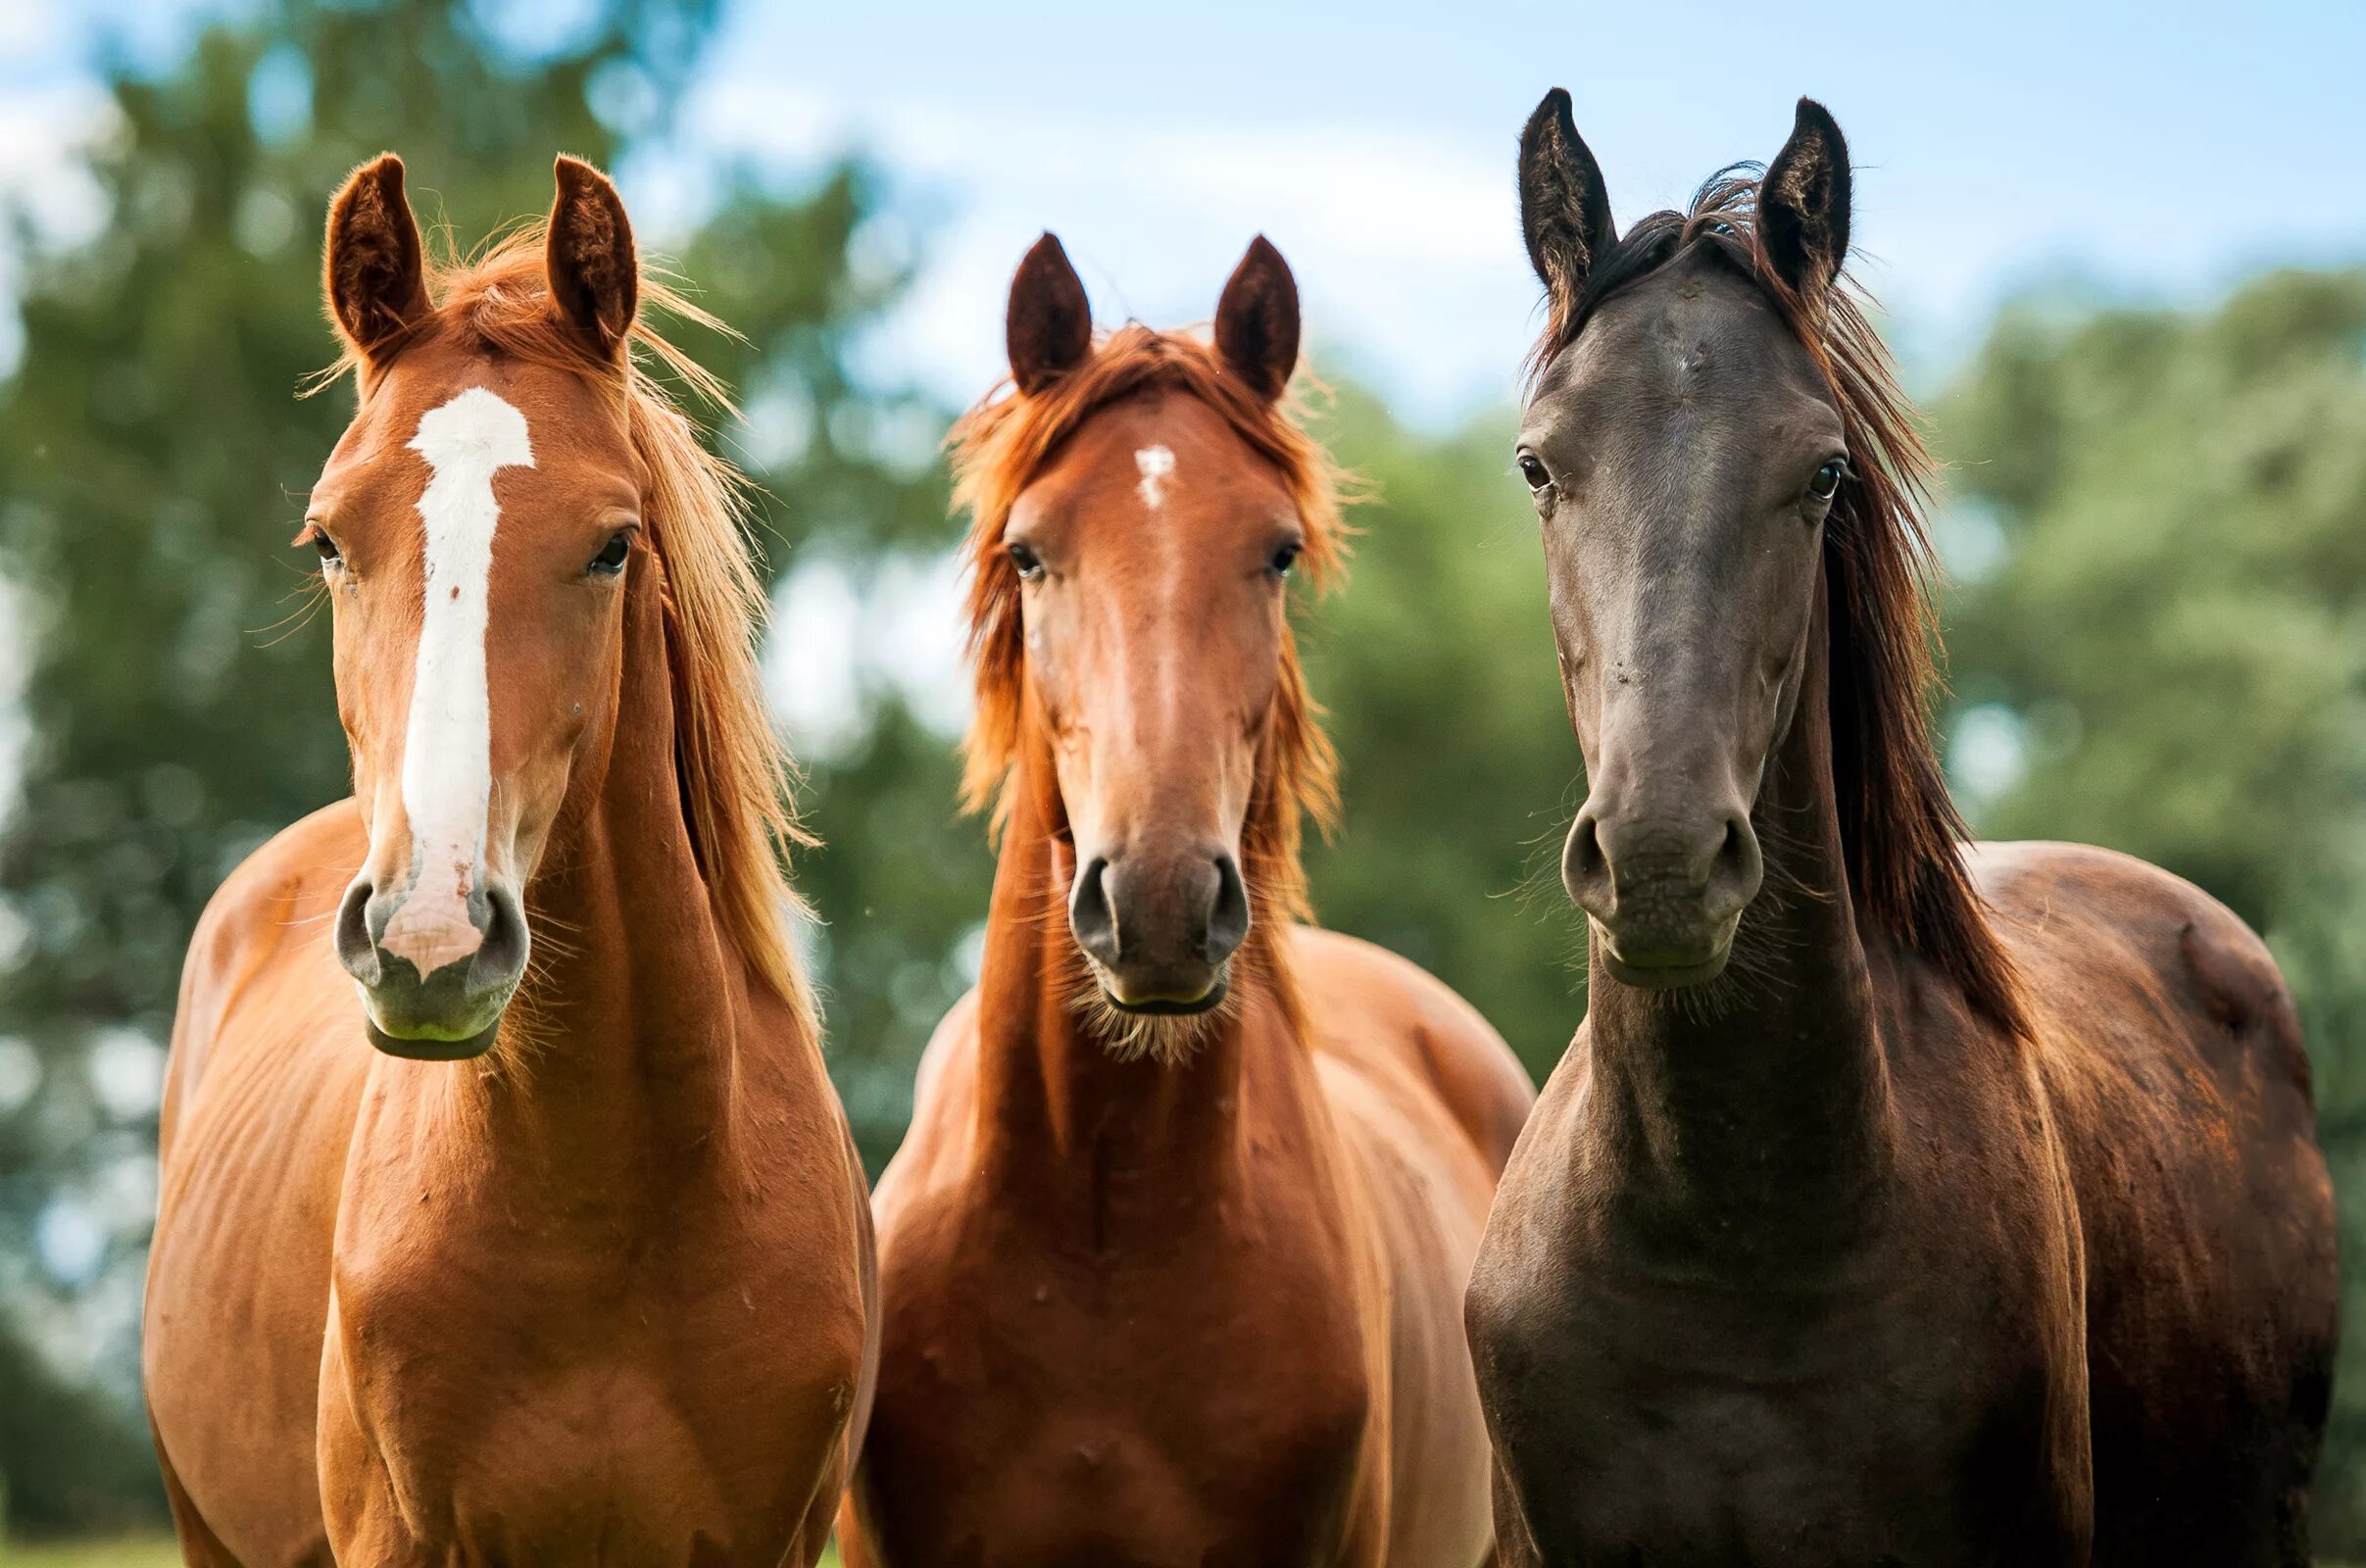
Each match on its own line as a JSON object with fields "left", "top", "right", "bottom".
{"left": 1105, "top": 977, "right": 1229, "bottom": 1015}
{"left": 1594, "top": 925, "right": 1731, "bottom": 988}
{"left": 365, "top": 1018, "right": 502, "bottom": 1060}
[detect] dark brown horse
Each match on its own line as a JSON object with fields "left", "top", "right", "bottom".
{"left": 839, "top": 235, "right": 1535, "bottom": 1566}
{"left": 1465, "top": 94, "right": 2338, "bottom": 1566}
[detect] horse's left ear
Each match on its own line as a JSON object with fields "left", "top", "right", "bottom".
{"left": 1760, "top": 98, "right": 1851, "bottom": 298}
{"left": 545, "top": 156, "right": 638, "bottom": 360}
{"left": 1214, "top": 235, "right": 1299, "bottom": 401}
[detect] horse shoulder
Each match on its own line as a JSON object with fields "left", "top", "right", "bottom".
{"left": 161, "top": 800, "right": 365, "bottom": 1138}
{"left": 146, "top": 800, "right": 370, "bottom": 1567}
{"left": 871, "top": 987, "right": 983, "bottom": 1232}
{"left": 1287, "top": 925, "right": 1536, "bottom": 1173}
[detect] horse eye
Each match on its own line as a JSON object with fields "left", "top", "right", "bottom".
{"left": 1269, "top": 541, "right": 1303, "bottom": 577}
{"left": 1516, "top": 452, "right": 1551, "bottom": 490}
{"left": 1007, "top": 542, "right": 1045, "bottom": 581}
{"left": 302, "top": 526, "right": 342, "bottom": 567}
{"left": 589, "top": 529, "right": 632, "bottom": 576}
{"left": 1809, "top": 459, "right": 1848, "bottom": 502}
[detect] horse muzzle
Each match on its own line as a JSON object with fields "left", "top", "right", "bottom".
{"left": 335, "top": 874, "right": 529, "bottom": 1059}
{"left": 1069, "top": 847, "right": 1249, "bottom": 1014}
{"left": 1565, "top": 805, "right": 1761, "bottom": 990}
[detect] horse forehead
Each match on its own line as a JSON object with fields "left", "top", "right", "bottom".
{"left": 320, "top": 353, "right": 629, "bottom": 514}
{"left": 1543, "top": 263, "right": 1815, "bottom": 432}
{"left": 1039, "top": 392, "right": 1289, "bottom": 521}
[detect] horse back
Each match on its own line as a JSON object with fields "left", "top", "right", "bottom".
{"left": 145, "top": 800, "right": 374, "bottom": 1565}
{"left": 1287, "top": 926, "right": 1536, "bottom": 1173}
{"left": 1975, "top": 840, "right": 2338, "bottom": 1565}
{"left": 1293, "top": 925, "right": 1535, "bottom": 1567}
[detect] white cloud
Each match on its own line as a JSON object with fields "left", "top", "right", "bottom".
{"left": 0, "top": 76, "right": 119, "bottom": 375}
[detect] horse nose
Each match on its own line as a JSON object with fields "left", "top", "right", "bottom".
{"left": 335, "top": 876, "right": 528, "bottom": 1058}
{"left": 1068, "top": 847, "right": 1248, "bottom": 1006}
{"left": 1564, "top": 805, "right": 1762, "bottom": 930}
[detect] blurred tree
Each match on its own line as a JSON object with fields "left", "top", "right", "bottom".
{"left": 0, "top": 0, "right": 961, "bottom": 1527}
{"left": 1934, "top": 267, "right": 2366, "bottom": 1547}
{"left": 1299, "top": 383, "right": 1578, "bottom": 1081}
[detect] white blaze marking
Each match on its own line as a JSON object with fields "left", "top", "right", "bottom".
{"left": 380, "top": 386, "right": 534, "bottom": 975}
{"left": 1136, "top": 444, "right": 1175, "bottom": 509}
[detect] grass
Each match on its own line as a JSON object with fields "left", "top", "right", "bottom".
{"left": 2, "top": 1542, "right": 183, "bottom": 1567}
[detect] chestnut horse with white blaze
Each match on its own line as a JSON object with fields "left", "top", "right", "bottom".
{"left": 142, "top": 155, "right": 876, "bottom": 1565}
{"left": 839, "top": 236, "right": 1534, "bottom": 1566}
{"left": 1466, "top": 95, "right": 2337, "bottom": 1565}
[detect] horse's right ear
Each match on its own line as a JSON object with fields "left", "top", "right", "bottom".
{"left": 1007, "top": 232, "right": 1092, "bottom": 395}
{"left": 323, "top": 154, "right": 430, "bottom": 361}
{"left": 1518, "top": 88, "right": 1615, "bottom": 313}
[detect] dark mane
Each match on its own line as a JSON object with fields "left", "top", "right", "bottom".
{"left": 948, "top": 324, "right": 1348, "bottom": 1020}
{"left": 1532, "top": 171, "right": 2027, "bottom": 1036}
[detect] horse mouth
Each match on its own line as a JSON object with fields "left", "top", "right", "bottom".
{"left": 1091, "top": 962, "right": 1231, "bottom": 1016}
{"left": 1594, "top": 924, "right": 1734, "bottom": 990}
{"left": 364, "top": 1018, "right": 503, "bottom": 1060}
{"left": 1107, "top": 982, "right": 1228, "bottom": 1016}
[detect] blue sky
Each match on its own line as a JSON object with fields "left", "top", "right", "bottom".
{"left": 5, "top": 0, "right": 2364, "bottom": 424}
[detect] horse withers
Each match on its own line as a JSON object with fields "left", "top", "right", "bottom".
{"left": 1466, "top": 95, "right": 2337, "bottom": 1566}
{"left": 142, "top": 156, "right": 876, "bottom": 1565}
{"left": 839, "top": 235, "right": 1536, "bottom": 1566}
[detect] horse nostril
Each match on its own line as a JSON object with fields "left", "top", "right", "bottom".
{"left": 471, "top": 882, "right": 530, "bottom": 990}
{"left": 1203, "top": 854, "right": 1250, "bottom": 964}
{"left": 334, "top": 879, "right": 381, "bottom": 986}
{"left": 1561, "top": 811, "right": 1611, "bottom": 915}
{"left": 1705, "top": 813, "right": 1764, "bottom": 916}
{"left": 1069, "top": 857, "right": 1121, "bottom": 968}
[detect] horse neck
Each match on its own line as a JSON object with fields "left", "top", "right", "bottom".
{"left": 971, "top": 744, "right": 1267, "bottom": 1226}
{"left": 438, "top": 550, "right": 774, "bottom": 1183}
{"left": 1581, "top": 575, "right": 1896, "bottom": 1227}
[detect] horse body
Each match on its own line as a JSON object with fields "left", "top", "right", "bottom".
{"left": 1471, "top": 95, "right": 2334, "bottom": 1565}
{"left": 843, "top": 237, "right": 1530, "bottom": 1567}
{"left": 145, "top": 157, "right": 874, "bottom": 1566}
{"left": 856, "top": 803, "right": 1519, "bottom": 1566}
{"left": 1475, "top": 838, "right": 2333, "bottom": 1566}
{"left": 1993, "top": 841, "right": 2335, "bottom": 1563}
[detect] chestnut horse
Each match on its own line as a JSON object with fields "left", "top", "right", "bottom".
{"left": 143, "top": 156, "right": 876, "bottom": 1564}
{"left": 839, "top": 236, "right": 1534, "bottom": 1566}
{"left": 1466, "top": 95, "right": 2338, "bottom": 1566}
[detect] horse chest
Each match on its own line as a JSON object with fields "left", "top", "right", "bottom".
{"left": 863, "top": 1212, "right": 1377, "bottom": 1567}
{"left": 320, "top": 1190, "right": 864, "bottom": 1564}
{"left": 1472, "top": 1192, "right": 2079, "bottom": 1566}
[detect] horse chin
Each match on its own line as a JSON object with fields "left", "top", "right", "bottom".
{"left": 1596, "top": 928, "right": 1734, "bottom": 991}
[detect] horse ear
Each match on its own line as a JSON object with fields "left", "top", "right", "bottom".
{"left": 1761, "top": 98, "right": 1852, "bottom": 298}
{"left": 545, "top": 156, "right": 639, "bottom": 360}
{"left": 1007, "top": 233, "right": 1092, "bottom": 395}
{"left": 323, "top": 154, "right": 430, "bottom": 360}
{"left": 1519, "top": 88, "right": 1615, "bottom": 312}
{"left": 1213, "top": 235, "right": 1300, "bottom": 401}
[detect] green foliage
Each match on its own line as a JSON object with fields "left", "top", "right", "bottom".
{"left": 1935, "top": 268, "right": 2366, "bottom": 1547}
{"left": 1300, "top": 381, "right": 1579, "bottom": 1080}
